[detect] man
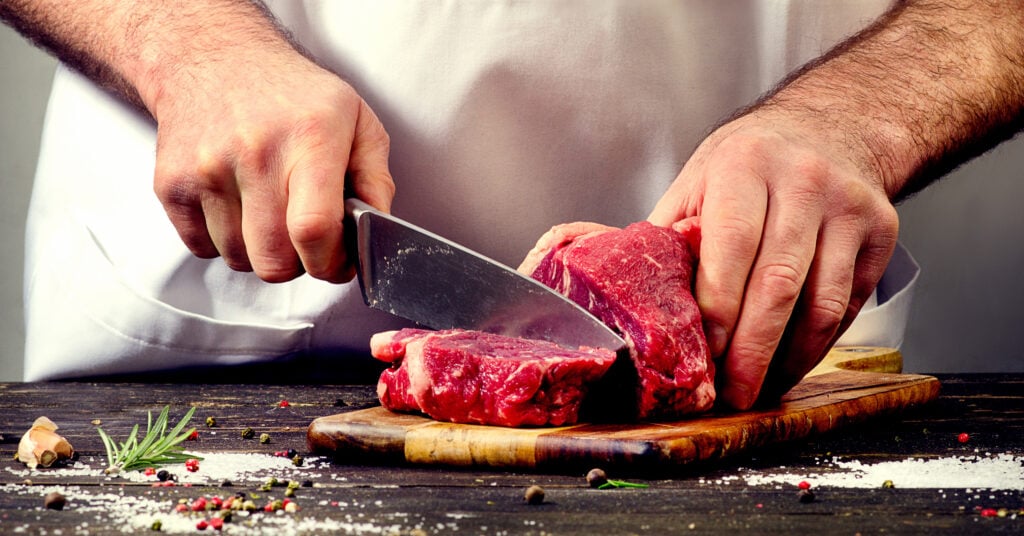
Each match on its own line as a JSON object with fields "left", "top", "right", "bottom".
{"left": 3, "top": 1, "right": 1021, "bottom": 408}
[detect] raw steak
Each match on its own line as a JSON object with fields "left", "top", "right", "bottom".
{"left": 519, "top": 220, "right": 715, "bottom": 420}
{"left": 371, "top": 328, "right": 616, "bottom": 427}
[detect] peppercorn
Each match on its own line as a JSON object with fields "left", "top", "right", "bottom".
{"left": 196, "top": 519, "right": 208, "bottom": 530}
{"left": 285, "top": 487, "right": 295, "bottom": 498}
{"left": 156, "top": 469, "right": 170, "bottom": 482}
{"left": 301, "top": 480, "right": 313, "bottom": 488}
{"left": 205, "top": 417, "right": 217, "bottom": 428}
{"left": 285, "top": 501, "right": 299, "bottom": 513}
{"left": 241, "top": 427, "right": 255, "bottom": 439}
{"left": 798, "top": 481, "right": 811, "bottom": 490}
{"left": 208, "top": 517, "right": 224, "bottom": 530}
{"left": 220, "top": 480, "right": 232, "bottom": 487}
{"left": 259, "top": 433, "right": 271, "bottom": 444}
{"left": 279, "top": 399, "right": 290, "bottom": 408}
{"left": 524, "top": 485, "right": 545, "bottom": 505}
{"left": 586, "top": 468, "right": 608, "bottom": 488}
{"left": 151, "top": 519, "right": 162, "bottom": 531}
{"left": 44, "top": 491, "right": 66, "bottom": 510}
{"left": 797, "top": 489, "right": 815, "bottom": 503}
{"left": 882, "top": 479, "right": 895, "bottom": 489}
{"left": 187, "top": 430, "right": 199, "bottom": 441}
{"left": 957, "top": 432, "right": 970, "bottom": 444}
{"left": 292, "top": 455, "right": 304, "bottom": 467}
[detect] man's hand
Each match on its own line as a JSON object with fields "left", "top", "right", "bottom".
{"left": 650, "top": 0, "right": 1024, "bottom": 410}
{"left": 649, "top": 111, "right": 898, "bottom": 410}
{"left": 0, "top": 0, "right": 395, "bottom": 283}
{"left": 150, "top": 48, "right": 393, "bottom": 283}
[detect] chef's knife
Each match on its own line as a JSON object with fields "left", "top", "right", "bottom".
{"left": 345, "top": 199, "right": 626, "bottom": 352}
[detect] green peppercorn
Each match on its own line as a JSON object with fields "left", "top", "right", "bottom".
{"left": 524, "top": 485, "right": 545, "bottom": 505}
{"left": 151, "top": 520, "right": 162, "bottom": 531}
{"left": 242, "top": 500, "right": 257, "bottom": 512}
{"left": 260, "top": 482, "right": 272, "bottom": 492}
{"left": 205, "top": 416, "right": 217, "bottom": 428}
{"left": 259, "top": 433, "right": 271, "bottom": 444}
{"left": 284, "top": 487, "right": 295, "bottom": 498}
{"left": 241, "top": 427, "right": 255, "bottom": 439}
{"left": 287, "top": 481, "right": 300, "bottom": 490}
{"left": 292, "top": 455, "right": 304, "bottom": 467}
{"left": 882, "top": 480, "right": 895, "bottom": 489}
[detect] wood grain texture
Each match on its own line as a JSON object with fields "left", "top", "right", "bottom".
{"left": 308, "top": 347, "right": 940, "bottom": 471}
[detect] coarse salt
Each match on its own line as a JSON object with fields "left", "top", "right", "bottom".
{"left": 740, "top": 453, "right": 1024, "bottom": 489}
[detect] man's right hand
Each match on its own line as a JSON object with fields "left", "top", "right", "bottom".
{"left": 150, "top": 46, "right": 394, "bottom": 284}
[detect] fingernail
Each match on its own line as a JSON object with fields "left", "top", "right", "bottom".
{"left": 723, "top": 383, "right": 755, "bottom": 411}
{"left": 704, "top": 322, "right": 727, "bottom": 357}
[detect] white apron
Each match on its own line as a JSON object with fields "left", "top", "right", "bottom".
{"left": 23, "top": 0, "right": 907, "bottom": 381}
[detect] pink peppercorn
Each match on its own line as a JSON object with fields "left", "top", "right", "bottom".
{"left": 958, "top": 433, "right": 970, "bottom": 443}
{"left": 175, "top": 504, "right": 188, "bottom": 513}
{"left": 279, "top": 399, "right": 290, "bottom": 408}
{"left": 798, "top": 481, "right": 811, "bottom": 490}
{"left": 208, "top": 517, "right": 224, "bottom": 530}
{"left": 196, "top": 520, "right": 208, "bottom": 530}
{"left": 144, "top": 467, "right": 156, "bottom": 476}
{"left": 980, "top": 508, "right": 998, "bottom": 517}
{"left": 191, "top": 497, "right": 207, "bottom": 512}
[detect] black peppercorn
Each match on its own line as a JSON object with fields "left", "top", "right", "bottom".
{"left": 44, "top": 491, "right": 66, "bottom": 510}
{"left": 797, "top": 489, "right": 815, "bottom": 503}
{"left": 156, "top": 469, "right": 170, "bottom": 482}
{"left": 301, "top": 480, "right": 313, "bottom": 488}
{"left": 286, "top": 448, "right": 298, "bottom": 459}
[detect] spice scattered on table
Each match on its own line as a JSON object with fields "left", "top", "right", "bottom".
{"left": 797, "top": 488, "right": 815, "bottom": 503}
{"left": 279, "top": 399, "right": 290, "bottom": 408}
{"left": 43, "top": 491, "right": 66, "bottom": 510}
{"left": 259, "top": 433, "right": 271, "bottom": 444}
{"left": 205, "top": 417, "right": 217, "bottom": 428}
{"left": 241, "top": 427, "right": 255, "bottom": 439}
{"left": 882, "top": 479, "right": 895, "bottom": 489}
{"left": 958, "top": 432, "right": 970, "bottom": 444}
{"left": 586, "top": 468, "right": 608, "bottom": 488}
{"left": 524, "top": 485, "right": 545, "bottom": 505}
{"left": 798, "top": 481, "right": 811, "bottom": 490}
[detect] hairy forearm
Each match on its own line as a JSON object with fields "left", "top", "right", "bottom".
{"left": 0, "top": 0, "right": 300, "bottom": 116}
{"left": 748, "top": 0, "right": 1024, "bottom": 201}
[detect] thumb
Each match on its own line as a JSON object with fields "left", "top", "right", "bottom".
{"left": 348, "top": 100, "right": 395, "bottom": 212}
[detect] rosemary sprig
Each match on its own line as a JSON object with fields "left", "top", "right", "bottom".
{"left": 96, "top": 405, "right": 201, "bottom": 474}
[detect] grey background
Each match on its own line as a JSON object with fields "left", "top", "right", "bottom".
{"left": 1, "top": 24, "right": 1021, "bottom": 381}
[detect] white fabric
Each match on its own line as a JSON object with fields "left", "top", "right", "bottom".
{"left": 23, "top": 0, "right": 900, "bottom": 380}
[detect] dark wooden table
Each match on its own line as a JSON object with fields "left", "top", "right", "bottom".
{"left": 1, "top": 375, "right": 1022, "bottom": 534}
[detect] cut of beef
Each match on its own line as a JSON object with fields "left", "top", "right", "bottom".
{"left": 519, "top": 219, "right": 715, "bottom": 420}
{"left": 371, "top": 328, "right": 616, "bottom": 427}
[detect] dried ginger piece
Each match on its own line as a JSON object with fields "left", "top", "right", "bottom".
{"left": 16, "top": 417, "right": 74, "bottom": 469}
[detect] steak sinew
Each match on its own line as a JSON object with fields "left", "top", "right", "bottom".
{"left": 372, "top": 328, "right": 616, "bottom": 427}
{"left": 519, "top": 220, "right": 716, "bottom": 420}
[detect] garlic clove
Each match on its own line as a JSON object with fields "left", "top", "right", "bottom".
{"left": 17, "top": 417, "right": 75, "bottom": 469}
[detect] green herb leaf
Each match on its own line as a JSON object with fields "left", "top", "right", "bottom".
{"left": 597, "top": 479, "right": 650, "bottom": 489}
{"left": 97, "top": 405, "right": 201, "bottom": 473}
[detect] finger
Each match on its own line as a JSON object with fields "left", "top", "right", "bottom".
{"left": 286, "top": 145, "right": 350, "bottom": 283}
{"left": 234, "top": 140, "right": 303, "bottom": 282}
{"left": 347, "top": 100, "right": 395, "bottom": 212}
{"left": 200, "top": 184, "right": 251, "bottom": 272}
{"left": 718, "top": 192, "right": 822, "bottom": 410}
{"left": 154, "top": 173, "right": 219, "bottom": 259}
{"left": 758, "top": 223, "right": 860, "bottom": 401}
{"left": 690, "top": 161, "right": 768, "bottom": 359}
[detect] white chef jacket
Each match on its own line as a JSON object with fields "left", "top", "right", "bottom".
{"left": 23, "top": 0, "right": 911, "bottom": 381}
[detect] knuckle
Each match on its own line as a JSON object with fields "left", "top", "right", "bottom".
{"left": 288, "top": 212, "right": 336, "bottom": 247}
{"left": 806, "top": 294, "right": 849, "bottom": 331}
{"left": 755, "top": 257, "right": 805, "bottom": 305}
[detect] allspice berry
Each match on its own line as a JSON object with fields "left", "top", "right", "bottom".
{"left": 524, "top": 485, "right": 545, "bottom": 505}
{"left": 44, "top": 491, "right": 66, "bottom": 510}
{"left": 586, "top": 468, "right": 608, "bottom": 488}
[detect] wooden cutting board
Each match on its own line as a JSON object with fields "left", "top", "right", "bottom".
{"left": 307, "top": 347, "right": 939, "bottom": 472}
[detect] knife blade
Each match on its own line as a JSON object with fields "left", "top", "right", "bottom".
{"left": 345, "top": 199, "right": 626, "bottom": 352}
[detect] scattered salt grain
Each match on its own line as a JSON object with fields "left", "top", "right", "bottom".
{"left": 741, "top": 453, "right": 1024, "bottom": 489}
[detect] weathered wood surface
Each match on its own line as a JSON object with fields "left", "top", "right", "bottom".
{"left": 308, "top": 347, "right": 940, "bottom": 470}
{"left": 1, "top": 374, "right": 1022, "bottom": 535}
